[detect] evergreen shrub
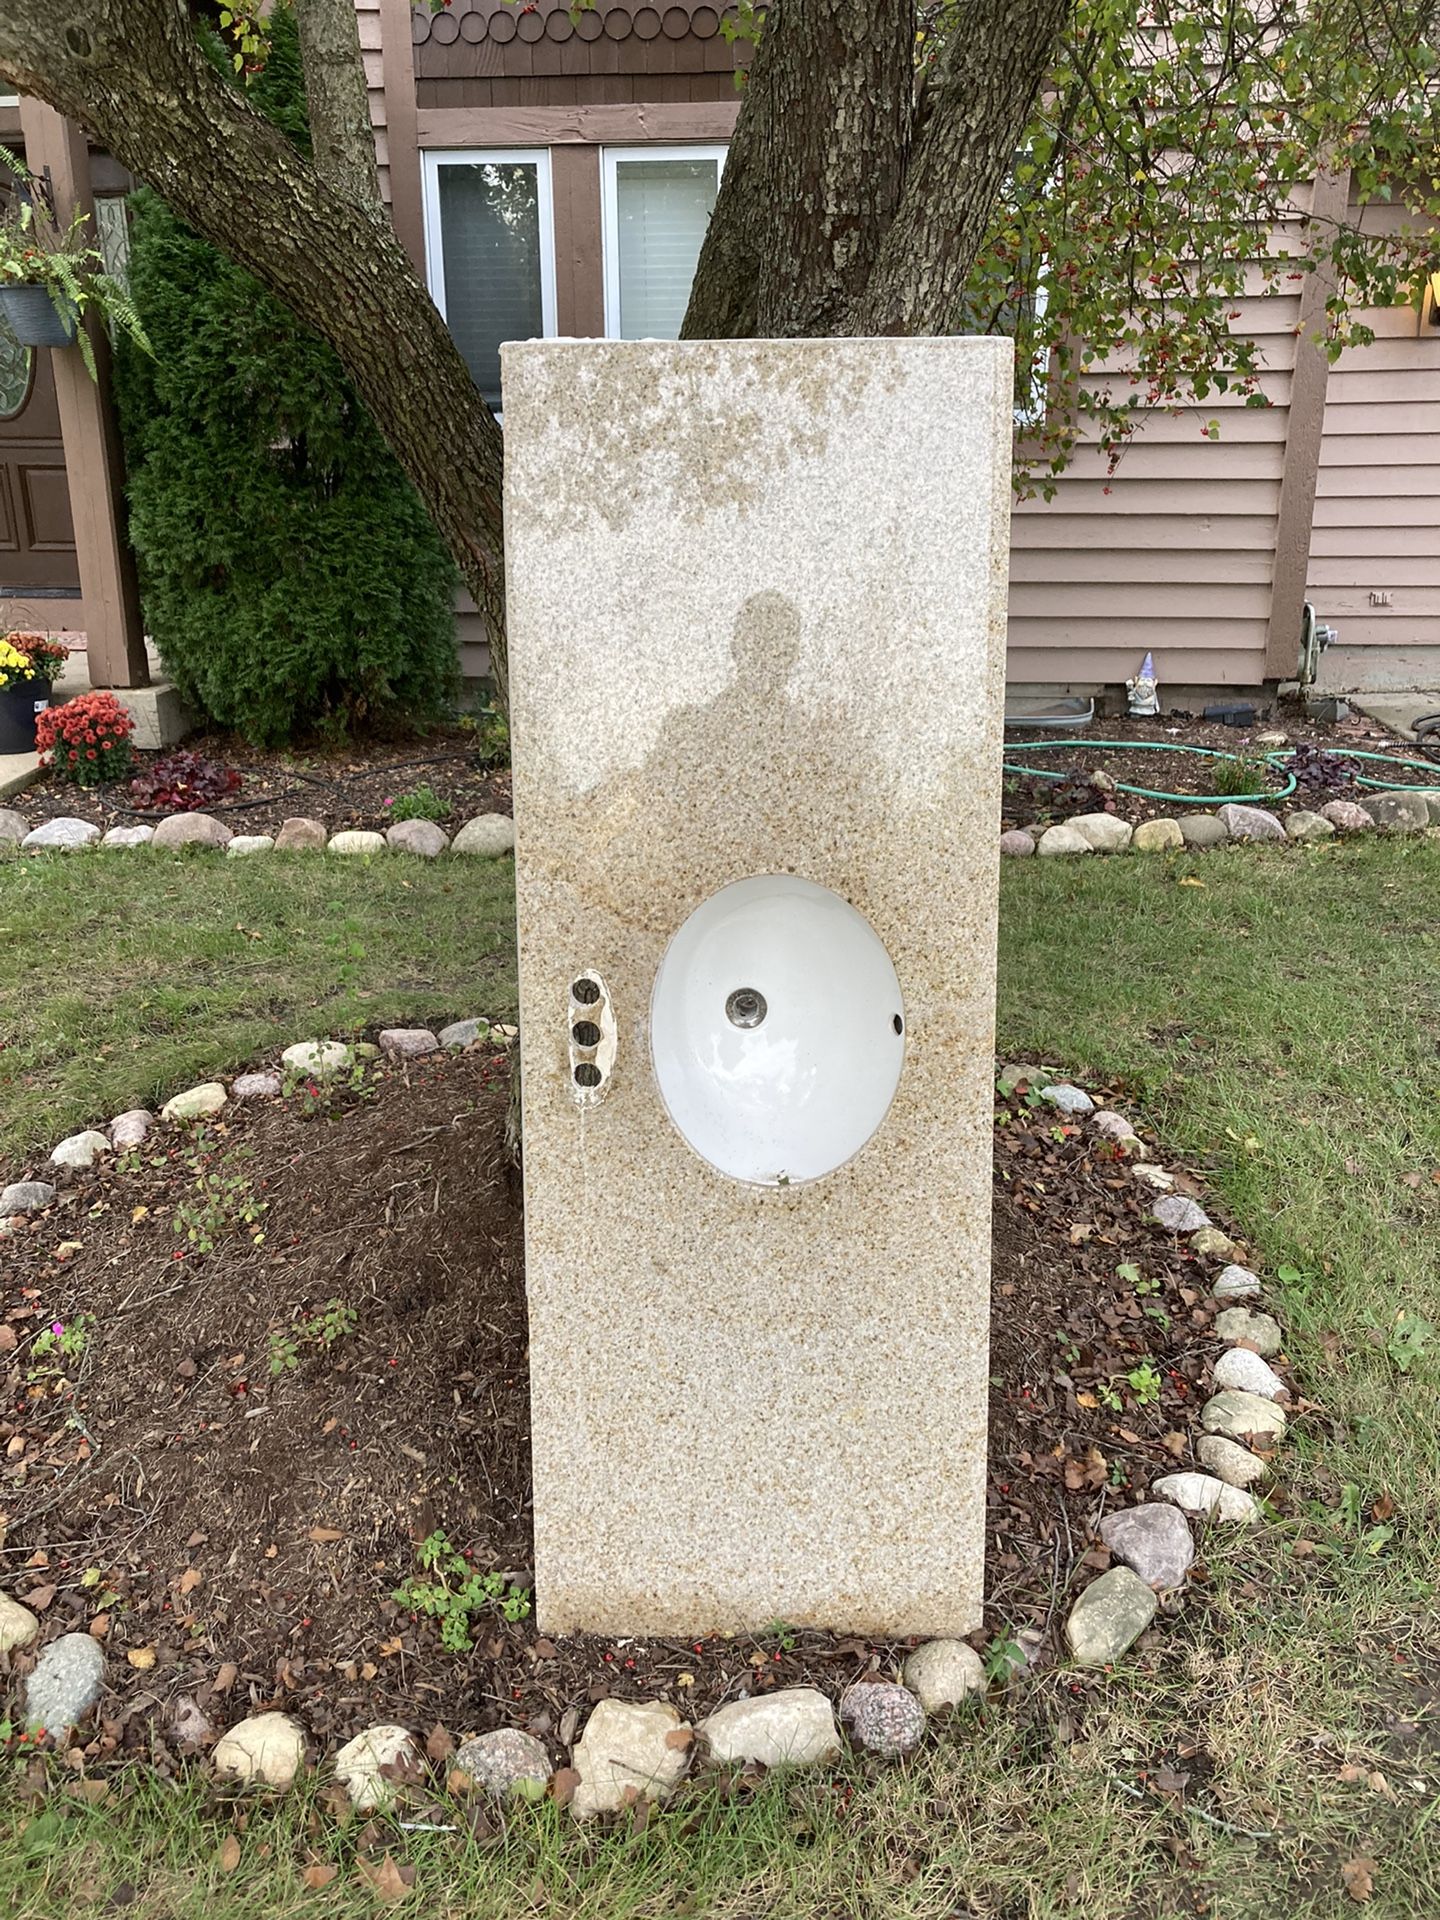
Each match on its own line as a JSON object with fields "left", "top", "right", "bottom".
{"left": 115, "top": 15, "right": 457, "bottom": 745}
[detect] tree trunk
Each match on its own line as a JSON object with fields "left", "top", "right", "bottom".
{"left": 0, "top": 0, "right": 511, "bottom": 706}
{"left": 294, "top": 0, "right": 382, "bottom": 210}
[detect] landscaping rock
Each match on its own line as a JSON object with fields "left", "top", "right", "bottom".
{"left": 273, "top": 817, "right": 327, "bottom": 851}
{"left": 452, "top": 813, "right": 516, "bottom": 857}
{"left": 0, "top": 808, "right": 27, "bottom": 845}
{"left": 0, "top": 1180, "right": 56, "bottom": 1218}
{"left": 232, "top": 1072, "right": 281, "bottom": 1101}
{"left": 327, "top": 829, "right": 385, "bottom": 856}
{"left": 1040, "top": 1082, "right": 1094, "bottom": 1116}
{"left": 1216, "top": 804, "right": 1285, "bottom": 843}
{"left": 1319, "top": 800, "right": 1375, "bottom": 832}
{"left": 570, "top": 1699, "right": 690, "bottom": 1819}
{"left": 1064, "top": 1567, "right": 1157, "bottom": 1667}
{"left": 1036, "top": 821, "right": 1092, "bottom": 857}
{"left": 1214, "top": 1307, "right": 1283, "bottom": 1356}
{"left": 1190, "top": 1226, "right": 1240, "bottom": 1260}
{"left": 281, "top": 1039, "right": 353, "bottom": 1080}
{"left": 109, "top": 1110, "right": 153, "bottom": 1150}
{"left": 1151, "top": 1194, "right": 1211, "bottom": 1234}
{"left": 1412, "top": 789, "right": 1440, "bottom": 824}
{"left": 1153, "top": 1472, "right": 1261, "bottom": 1523}
{"left": 903, "top": 1640, "right": 986, "bottom": 1714}
{"left": 1213, "top": 1264, "right": 1262, "bottom": 1301}
{"left": 24, "top": 1633, "right": 105, "bottom": 1731}
{"left": 1213, "top": 1348, "right": 1288, "bottom": 1401}
{"left": 386, "top": 818, "right": 449, "bottom": 857}
{"left": 0, "top": 1592, "right": 40, "bottom": 1653}
{"left": 439, "top": 1018, "right": 488, "bottom": 1051}
{"left": 21, "top": 817, "right": 99, "bottom": 852}
{"left": 49, "top": 1130, "right": 111, "bottom": 1171}
{"left": 1285, "top": 810, "right": 1334, "bottom": 842}
{"left": 161, "top": 1082, "right": 227, "bottom": 1123}
{"left": 999, "top": 829, "right": 1035, "bottom": 857}
{"left": 213, "top": 1711, "right": 307, "bottom": 1790}
{"left": 1201, "top": 1390, "right": 1287, "bottom": 1444}
{"left": 1065, "top": 812, "right": 1133, "bottom": 853}
{"left": 1177, "top": 814, "right": 1228, "bottom": 850}
{"left": 1366, "top": 790, "right": 1430, "bottom": 832}
{"left": 997, "top": 1062, "right": 1049, "bottom": 1093}
{"left": 227, "top": 834, "right": 275, "bottom": 857}
{"left": 1197, "top": 1434, "right": 1269, "bottom": 1489}
{"left": 334, "top": 1725, "right": 420, "bottom": 1809}
{"left": 453, "top": 1728, "right": 552, "bottom": 1800}
{"left": 700, "top": 1689, "right": 841, "bottom": 1767}
{"left": 379, "top": 1027, "right": 440, "bottom": 1058}
{"left": 840, "top": 1682, "right": 925, "bottom": 1756}
{"left": 1133, "top": 817, "right": 1185, "bottom": 852}
{"left": 152, "top": 812, "right": 232, "bottom": 850}
{"left": 100, "top": 824, "right": 154, "bottom": 848}
{"left": 1091, "top": 1110, "right": 1137, "bottom": 1141}
{"left": 1132, "top": 1164, "right": 1175, "bottom": 1192}
{"left": 1099, "top": 1500, "right": 1195, "bottom": 1591}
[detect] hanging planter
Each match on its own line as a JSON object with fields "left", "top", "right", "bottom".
{"left": 0, "top": 282, "right": 76, "bottom": 347}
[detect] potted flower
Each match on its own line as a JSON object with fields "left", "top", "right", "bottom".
{"left": 0, "top": 145, "right": 149, "bottom": 372}
{"left": 0, "top": 631, "right": 68, "bottom": 753}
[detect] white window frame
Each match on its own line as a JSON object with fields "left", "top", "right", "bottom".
{"left": 599, "top": 144, "right": 728, "bottom": 340}
{"left": 420, "top": 147, "right": 558, "bottom": 387}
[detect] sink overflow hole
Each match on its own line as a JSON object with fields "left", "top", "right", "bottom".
{"left": 726, "top": 988, "right": 767, "bottom": 1030}
{"left": 571, "top": 977, "right": 601, "bottom": 1005}
{"left": 893, "top": 1014, "right": 904, "bottom": 1036}
{"left": 571, "top": 1021, "right": 602, "bottom": 1048}
{"left": 574, "top": 1062, "right": 603, "bottom": 1089}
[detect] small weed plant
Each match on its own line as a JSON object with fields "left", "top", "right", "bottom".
{"left": 267, "top": 1299, "right": 358, "bottom": 1377}
{"left": 28, "top": 1314, "right": 94, "bottom": 1383}
{"left": 393, "top": 1531, "right": 532, "bottom": 1650}
{"left": 1212, "top": 752, "right": 1272, "bottom": 798}
{"left": 281, "top": 1058, "right": 370, "bottom": 1120}
{"left": 386, "top": 783, "right": 451, "bottom": 824}
{"left": 174, "top": 1147, "right": 266, "bottom": 1253}
{"left": 1126, "top": 1361, "right": 1163, "bottom": 1406}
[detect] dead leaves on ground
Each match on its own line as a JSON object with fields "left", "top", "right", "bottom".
{"left": 1339, "top": 1855, "right": 1377, "bottom": 1903}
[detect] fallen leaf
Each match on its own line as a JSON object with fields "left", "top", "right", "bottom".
{"left": 308, "top": 1527, "right": 344, "bottom": 1545}
{"left": 213, "top": 1662, "right": 239, "bottom": 1693}
{"left": 357, "top": 1854, "right": 414, "bottom": 1903}
{"left": 425, "top": 1723, "right": 454, "bottom": 1764}
{"left": 550, "top": 1767, "right": 579, "bottom": 1807}
{"left": 131, "top": 1207, "right": 150, "bottom": 1224}
{"left": 88, "top": 1614, "right": 111, "bottom": 1640}
{"left": 127, "top": 1647, "right": 156, "bottom": 1671}
{"left": 378, "top": 1636, "right": 404, "bottom": 1658}
{"left": 0, "top": 1327, "right": 15, "bottom": 1354}
{"left": 301, "top": 1863, "right": 339, "bottom": 1890}
{"left": 1179, "top": 875, "right": 1205, "bottom": 888}
{"left": 179, "top": 1568, "right": 203, "bottom": 1596}
{"left": 1338, "top": 1763, "right": 1369, "bottom": 1785}
{"left": 1339, "top": 1856, "right": 1375, "bottom": 1903}
{"left": 218, "top": 1834, "right": 242, "bottom": 1874}
{"left": 664, "top": 1727, "right": 694, "bottom": 1751}
{"left": 27, "top": 1585, "right": 57, "bottom": 1613}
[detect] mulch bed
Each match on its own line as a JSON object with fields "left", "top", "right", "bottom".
{"left": 1001, "top": 700, "right": 1440, "bottom": 831}
{"left": 1, "top": 1049, "right": 1260, "bottom": 1768}
{"left": 18, "top": 727, "right": 512, "bottom": 839}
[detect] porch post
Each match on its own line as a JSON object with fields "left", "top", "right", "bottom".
{"left": 17, "top": 98, "right": 149, "bottom": 689}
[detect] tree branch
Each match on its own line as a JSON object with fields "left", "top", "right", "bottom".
{"left": 294, "top": 0, "right": 382, "bottom": 207}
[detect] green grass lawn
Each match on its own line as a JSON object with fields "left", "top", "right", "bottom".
{"left": 2, "top": 837, "right": 1438, "bottom": 1918}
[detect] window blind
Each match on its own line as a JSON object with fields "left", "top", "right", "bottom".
{"left": 613, "top": 159, "right": 719, "bottom": 340}
{"left": 437, "top": 162, "right": 543, "bottom": 409}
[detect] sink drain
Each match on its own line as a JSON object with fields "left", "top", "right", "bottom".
{"left": 725, "top": 988, "right": 767, "bottom": 1030}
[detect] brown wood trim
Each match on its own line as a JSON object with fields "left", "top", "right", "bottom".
{"left": 17, "top": 99, "right": 148, "bottom": 689}
{"left": 378, "top": 0, "right": 427, "bottom": 273}
{"left": 416, "top": 101, "right": 740, "bottom": 145}
{"left": 549, "top": 145, "right": 604, "bottom": 336}
{"left": 1264, "top": 166, "right": 1351, "bottom": 679}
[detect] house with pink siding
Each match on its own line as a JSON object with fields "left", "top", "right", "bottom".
{"left": 2, "top": 1, "right": 1436, "bottom": 702}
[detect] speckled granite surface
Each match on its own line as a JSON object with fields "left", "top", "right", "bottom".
{"left": 504, "top": 338, "right": 1013, "bottom": 1636}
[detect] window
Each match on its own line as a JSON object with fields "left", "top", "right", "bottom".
{"left": 421, "top": 150, "right": 556, "bottom": 411}
{"left": 601, "top": 147, "right": 726, "bottom": 340}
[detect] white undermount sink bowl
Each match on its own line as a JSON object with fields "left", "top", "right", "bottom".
{"left": 649, "top": 874, "right": 905, "bottom": 1185}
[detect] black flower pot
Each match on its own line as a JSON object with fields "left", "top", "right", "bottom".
{"left": 0, "top": 284, "right": 77, "bottom": 347}
{"left": 0, "top": 676, "right": 52, "bottom": 753}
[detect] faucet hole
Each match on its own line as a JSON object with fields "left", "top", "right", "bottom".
{"left": 571, "top": 977, "right": 601, "bottom": 1005}
{"left": 574, "top": 1062, "right": 603, "bottom": 1089}
{"left": 572, "top": 1020, "right": 602, "bottom": 1047}
{"left": 725, "top": 987, "right": 767, "bottom": 1030}
{"left": 893, "top": 1014, "right": 904, "bottom": 1036}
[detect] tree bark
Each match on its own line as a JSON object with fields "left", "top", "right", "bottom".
{"left": 294, "top": 0, "right": 382, "bottom": 209}
{"left": 683, "top": 0, "right": 916, "bottom": 340}
{"left": 0, "top": 0, "right": 511, "bottom": 705}
{"left": 853, "top": 0, "right": 1073, "bottom": 335}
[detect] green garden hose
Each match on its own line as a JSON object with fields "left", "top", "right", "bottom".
{"left": 1002, "top": 737, "right": 1440, "bottom": 808}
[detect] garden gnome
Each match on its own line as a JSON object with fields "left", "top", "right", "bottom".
{"left": 1127, "top": 650, "right": 1160, "bottom": 717}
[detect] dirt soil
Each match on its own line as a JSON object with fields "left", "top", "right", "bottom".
{"left": 19, "top": 728, "right": 512, "bottom": 838}
{"left": 1001, "top": 698, "right": 1440, "bottom": 830}
{"left": 1, "top": 1050, "right": 1278, "bottom": 1768}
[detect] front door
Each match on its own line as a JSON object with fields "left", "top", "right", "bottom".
{"left": 0, "top": 313, "right": 79, "bottom": 598}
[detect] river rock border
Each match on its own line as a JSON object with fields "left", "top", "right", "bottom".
{"left": 1, "top": 1057, "right": 1301, "bottom": 1825}
{"left": 0, "top": 809, "right": 516, "bottom": 859}
{"left": 1001, "top": 788, "right": 1440, "bottom": 858}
